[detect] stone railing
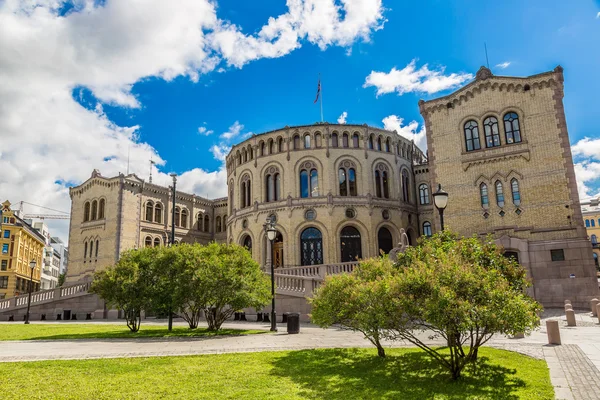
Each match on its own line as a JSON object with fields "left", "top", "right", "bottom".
{"left": 0, "top": 281, "right": 92, "bottom": 312}
{"left": 273, "top": 273, "right": 323, "bottom": 298}
{"left": 276, "top": 262, "right": 358, "bottom": 278}
{"left": 326, "top": 262, "right": 358, "bottom": 275}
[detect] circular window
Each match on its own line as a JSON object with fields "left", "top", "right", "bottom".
{"left": 305, "top": 209, "right": 316, "bottom": 221}
{"left": 269, "top": 213, "right": 277, "bottom": 224}
{"left": 382, "top": 209, "right": 390, "bottom": 220}
{"left": 242, "top": 219, "right": 248, "bottom": 229}
{"left": 345, "top": 208, "right": 356, "bottom": 219}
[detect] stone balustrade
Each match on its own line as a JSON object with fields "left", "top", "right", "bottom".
{"left": 0, "top": 281, "right": 92, "bottom": 312}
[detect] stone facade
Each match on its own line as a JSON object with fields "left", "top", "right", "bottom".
{"left": 581, "top": 198, "right": 600, "bottom": 269}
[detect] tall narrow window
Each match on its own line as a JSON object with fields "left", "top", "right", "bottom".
{"left": 204, "top": 215, "right": 209, "bottom": 232}
{"left": 240, "top": 175, "right": 251, "bottom": 208}
{"left": 84, "top": 202, "right": 90, "bottom": 222}
{"left": 348, "top": 168, "right": 357, "bottom": 196}
{"left": 293, "top": 135, "right": 300, "bottom": 150}
{"left": 338, "top": 163, "right": 357, "bottom": 197}
{"left": 586, "top": 219, "right": 591, "bottom": 228}
{"left": 145, "top": 201, "right": 153, "bottom": 221}
{"left": 197, "top": 213, "right": 203, "bottom": 231}
{"left": 374, "top": 164, "right": 390, "bottom": 199}
{"left": 266, "top": 174, "right": 274, "bottom": 202}
{"left": 216, "top": 216, "right": 222, "bottom": 233}
{"left": 310, "top": 169, "right": 319, "bottom": 197}
{"left": 377, "top": 137, "right": 382, "bottom": 151}
{"left": 332, "top": 133, "right": 339, "bottom": 148}
{"left": 154, "top": 203, "right": 162, "bottom": 224}
{"left": 423, "top": 221, "right": 432, "bottom": 237}
{"left": 480, "top": 183, "right": 489, "bottom": 208}
{"left": 511, "top": 179, "right": 521, "bottom": 206}
{"left": 339, "top": 168, "right": 347, "bottom": 196}
{"left": 98, "top": 199, "right": 105, "bottom": 219}
{"left": 260, "top": 141, "right": 266, "bottom": 156}
{"left": 375, "top": 170, "right": 382, "bottom": 198}
{"left": 278, "top": 137, "right": 284, "bottom": 152}
{"left": 402, "top": 169, "right": 410, "bottom": 202}
{"left": 483, "top": 116, "right": 501, "bottom": 148}
{"left": 368, "top": 135, "right": 374, "bottom": 149}
{"left": 342, "top": 133, "right": 349, "bottom": 148}
{"left": 269, "top": 139, "right": 275, "bottom": 154}
{"left": 385, "top": 138, "right": 391, "bottom": 152}
{"left": 496, "top": 181, "right": 505, "bottom": 207}
{"left": 382, "top": 171, "right": 389, "bottom": 198}
{"left": 84, "top": 242, "right": 87, "bottom": 259}
{"left": 154, "top": 238, "right": 160, "bottom": 247}
{"left": 242, "top": 149, "right": 247, "bottom": 163}
{"left": 145, "top": 236, "right": 152, "bottom": 247}
{"left": 181, "top": 209, "right": 188, "bottom": 229}
{"left": 248, "top": 145, "right": 253, "bottom": 160}
{"left": 300, "top": 162, "right": 319, "bottom": 198}
{"left": 304, "top": 134, "right": 311, "bottom": 149}
{"left": 464, "top": 120, "right": 481, "bottom": 152}
{"left": 504, "top": 112, "right": 522, "bottom": 144}
{"left": 91, "top": 200, "right": 98, "bottom": 221}
{"left": 274, "top": 174, "right": 280, "bottom": 201}
{"left": 174, "top": 207, "right": 181, "bottom": 227}
{"left": 300, "top": 170, "right": 309, "bottom": 198}
{"left": 315, "top": 133, "right": 322, "bottom": 148}
{"left": 419, "top": 184, "right": 430, "bottom": 205}
{"left": 95, "top": 240, "right": 99, "bottom": 258}
{"left": 89, "top": 240, "right": 93, "bottom": 258}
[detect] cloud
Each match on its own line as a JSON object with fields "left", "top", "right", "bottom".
{"left": 496, "top": 62, "right": 511, "bottom": 69}
{"left": 364, "top": 60, "right": 473, "bottom": 97}
{"left": 337, "top": 111, "right": 348, "bottom": 124}
{"left": 0, "top": 0, "right": 385, "bottom": 243}
{"left": 198, "top": 126, "right": 214, "bottom": 136}
{"left": 573, "top": 137, "right": 600, "bottom": 199}
{"left": 597, "top": 12, "right": 600, "bottom": 18}
{"left": 210, "top": 145, "right": 231, "bottom": 163}
{"left": 382, "top": 115, "right": 427, "bottom": 152}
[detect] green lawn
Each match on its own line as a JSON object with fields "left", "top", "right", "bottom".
{"left": 0, "top": 323, "right": 265, "bottom": 341}
{"left": 0, "top": 348, "right": 553, "bottom": 399}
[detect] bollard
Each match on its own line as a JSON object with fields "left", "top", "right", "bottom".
{"left": 566, "top": 309, "right": 576, "bottom": 326}
{"left": 263, "top": 313, "right": 270, "bottom": 323}
{"left": 565, "top": 305, "right": 573, "bottom": 312}
{"left": 257, "top": 312, "right": 263, "bottom": 322}
{"left": 287, "top": 313, "right": 300, "bottom": 334}
{"left": 41, "top": 314, "right": 46, "bottom": 321}
{"left": 564, "top": 300, "right": 571, "bottom": 306}
{"left": 86, "top": 313, "right": 92, "bottom": 320}
{"left": 592, "top": 299, "right": 600, "bottom": 317}
{"left": 546, "top": 320, "right": 561, "bottom": 345}
{"left": 56, "top": 314, "right": 62, "bottom": 321}
{"left": 240, "top": 312, "right": 247, "bottom": 321}
{"left": 233, "top": 312, "right": 240, "bottom": 321}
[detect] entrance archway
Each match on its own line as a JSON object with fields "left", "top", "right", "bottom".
{"left": 340, "top": 226, "right": 362, "bottom": 262}
{"left": 272, "top": 232, "right": 284, "bottom": 268}
{"left": 242, "top": 235, "right": 252, "bottom": 255}
{"left": 377, "top": 227, "right": 393, "bottom": 255}
{"left": 301, "top": 227, "right": 323, "bottom": 265}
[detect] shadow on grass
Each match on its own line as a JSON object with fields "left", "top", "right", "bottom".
{"left": 270, "top": 348, "right": 526, "bottom": 400}
{"left": 22, "top": 328, "right": 267, "bottom": 341}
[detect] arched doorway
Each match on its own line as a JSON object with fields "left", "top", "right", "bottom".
{"left": 272, "top": 232, "right": 284, "bottom": 268}
{"left": 242, "top": 235, "right": 252, "bottom": 255}
{"left": 377, "top": 227, "right": 393, "bottom": 255}
{"left": 340, "top": 226, "right": 362, "bottom": 262}
{"left": 301, "top": 227, "right": 323, "bottom": 265}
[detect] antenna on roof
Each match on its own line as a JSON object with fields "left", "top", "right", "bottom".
{"left": 149, "top": 158, "right": 155, "bottom": 183}
{"left": 484, "top": 42, "right": 490, "bottom": 69}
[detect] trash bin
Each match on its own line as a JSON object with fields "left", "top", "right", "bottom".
{"left": 287, "top": 313, "right": 300, "bottom": 334}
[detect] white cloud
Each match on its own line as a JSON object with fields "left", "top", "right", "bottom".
{"left": 573, "top": 137, "right": 600, "bottom": 199}
{"left": 597, "top": 12, "right": 600, "bottom": 18}
{"left": 382, "top": 115, "right": 427, "bottom": 153}
{"left": 364, "top": 60, "right": 473, "bottom": 97}
{"left": 220, "top": 121, "right": 246, "bottom": 140}
{"left": 0, "top": 0, "right": 386, "bottom": 243}
{"left": 496, "top": 61, "right": 511, "bottom": 69}
{"left": 210, "top": 144, "right": 231, "bottom": 163}
{"left": 337, "top": 111, "right": 348, "bottom": 124}
{"left": 198, "top": 126, "right": 214, "bottom": 136}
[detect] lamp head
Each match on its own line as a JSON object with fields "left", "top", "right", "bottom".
{"left": 29, "top": 260, "right": 36, "bottom": 270}
{"left": 432, "top": 184, "right": 449, "bottom": 210}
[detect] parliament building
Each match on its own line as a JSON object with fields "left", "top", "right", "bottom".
{"left": 66, "top": 66, "right": 599, "bottom": 308}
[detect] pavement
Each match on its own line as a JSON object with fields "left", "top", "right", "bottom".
{"left": 1, "top": 309, "right": 600, "bottom": 399}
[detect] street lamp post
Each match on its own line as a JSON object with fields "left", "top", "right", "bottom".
{"left": 265, "top": 217, "right": 277, "bottom": 332}
{"left": 24, "top": 260, "right": 36, "bottom": 324}
{"left": 432, "top": 184, "right": 449, "bottom": 231}
{"left": 168, "top": 173, "right": 177, "bottom": 332}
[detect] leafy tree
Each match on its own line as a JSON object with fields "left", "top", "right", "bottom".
{"left": 311, "top": 257, "right": 396, "bottom": 357}
{"left": 90, "top": 247, "right": 158, "bottom": 332}
{"left": 57, "top": 273, "right": 66, "bottom": 287}
{"left": 168, "top": 244, "right": 207, "bottom": 329}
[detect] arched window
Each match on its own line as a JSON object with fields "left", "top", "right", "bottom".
{"left": 154, "top": 238, "right": 160, "bottom": 247}
{"left": 240, "top": 175, "right": 251, "bottom": 208}
{"left": 269, "top": 139, "right": 275, "bottom": 154}
{"left": 464, "top": 120, "right": 481, "bottom": 152}
{"left": 385, "top": 138, "right": 391, "bottom": 152}
{"left": 181, "top": 209, "right": 188, "bottom": 229}
{"left": 95, "top": 240, "right": 99, "bottom": 258}
{"left": 216, "top": 216, "right": 222, "bottom": 233}
{"left": 423, "top": 221, "right": 432, "bottom": 237}
{"left": 174, "top": 207, "right": 181, "bottom": 227}
{"left": 248, "top": 145, "right": 253, "bottom": 160}
{"left": 586, "top": 219, "right": 591, "bottom": 228}
{"left": 197, "top": 213, "right": 203, "bottom": 231}
{"left": 511, "top": 179, "right": 521, "bottom": 206}
{"left": 593, "top": 220, "right": 597, "bottom": 227}
{"left": 342, "top": 133, "right": 349, "bottom": 148}
{"left": 204, "top": 215, "right": 209, "bottom": 233}
{"left": 236, "top": 151, "right": 241, "bottom": 166}
{"left": 419, "top": 184, "right": 430, "bottom": 205}
{"left": 368, "top": 135, "right": 374, "bottom": 149}
{"left": 154, "top": 203, "right": 162, "bottom": 224}
{"left": 242, "top": 149, "right": 247, "bottom": 163}
{"left": 504, "top": 112, "right": 522, "bottom": 144}
{"left": 338, "top": 162, "right": 357, "bottom": 197}
{"left": 278, "top": 137, "right": 284, "bottom": 152}
{"left": 496, "top": 181, "right": 505, "bottom": 207}
{"left": 402, "top": 169, "right": 410, "bottom": 202}
{"left": 300, "top": 163, "right": 319, "bottom": 198}
{"left": 304, "top": 134, "right": 311, "bottom": 149}
{"left": 98, "top": 199, "right": 105, "bottom": 219}
{"left": 300, "top": 227, "right": 323, "bottom": 266}
{"left": 145, "top": 201, "right": 154, "bottom": 222}
{"left": 332, "top": 133, "right": 339, "bottom": 148}
{"left": 260, "top": 141, "right": 266, "bottom": 156}
{"left": 145, "top": 236, "right": 152, "bottom": 247}
{"left": 265, "top": 169, "right": 281, "bottom": 202}
{"left": 83, "top": 242, "right": 87, "bottom": 259}
{"left": 591, "top": 234, "right": 598, "bottom": 245}
{"left": 89, "top": 240, "right": 93, "bottom": 258}
{"left": 377, "top": 227, "right": 393, "bottom": 255}
{"left": 243, "top": 235, "right": 252, "bottom": 254}
{"left": 339, "top": 168, "right": 347, "bottom": 196}
{"left": 374, "top": 164, "right": 389, "bottom": 199}
{"left": 377, "top": 136, "right": 382, "bottom": 151}
{"left": 83, "top": 202, "right": 90, "bottom": 222}
{"left": 315, "top": 133, "right": 322, "bottom": 148}
{"left": 483, "top": 116, "right": 501, "bottom": 148}
{"left": 340, "top": 226, "right": 362, "bottom": 262}
{"left": 91, "top": 200, "right": 98, "bottom": 221}
{"left": 480, "top": 183, "right": 489, "bottom": 208}
{"left": 293, "top": 134, "right": 300, "bottom": 150}
{"left": 375, "top": 170, "right": 381, "bottom": 198}
{"left": 223, "top": 214, "right": 227, "bottom": 230}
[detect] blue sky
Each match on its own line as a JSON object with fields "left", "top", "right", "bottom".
{"left": 0, "top": 0, "right": 599, "bottom": 240}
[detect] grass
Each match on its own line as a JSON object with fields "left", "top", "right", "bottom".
{"left": 0, "top": 347, "right": 553, "bottom": 399}
{"left": 0, "top": 324, "right": 265, "bottom": 341}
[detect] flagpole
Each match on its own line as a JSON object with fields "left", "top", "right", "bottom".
{"left": 319, "top": 74, "right": 324, "bottom": 123}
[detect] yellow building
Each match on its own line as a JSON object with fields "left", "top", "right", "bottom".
{"left": 582, "top": 198, "right": 600, "bottom": 270}
{"left": 0, "top": 201, "right": 44, "bottom": 299}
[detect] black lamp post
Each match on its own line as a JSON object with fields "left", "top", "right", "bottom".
{"left": 168, "top": 173, "right": 177, "bottom": 332}
{"left": 265, "top": 217, "right": 277, "bottom": 332}
{"left": 432, "top": 184, "right": 449, "bottom": 231}
{"left": 24, "top": 259, "right": 36, "bottom": 324}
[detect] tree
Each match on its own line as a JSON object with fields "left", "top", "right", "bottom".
{"left": 311, "top": 257, "right": 396, "bottom": 357}
{"left": 57, "top": 273, "right": 66, "bottom": 287}
{"left": 90, "top": 247, "right": 158, "bottom": 332}
{"left": 196, "top": 243, "right": 271, "bottom": 331}
{"left": 168, "top": 244, "right": 206, "bottom": 329}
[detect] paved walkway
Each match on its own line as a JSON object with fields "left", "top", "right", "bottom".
{"left": 1, "top": 309, "right": 600, "bottom": 399}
